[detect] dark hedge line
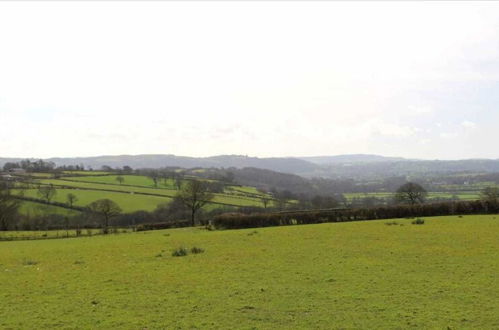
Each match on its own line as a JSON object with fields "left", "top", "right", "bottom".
{"left": 15, "top": 195, "right": 86, "bottom": 212}
{"left": 136, "top": 220, "right": 191, "bottom": 231}
{"left": 212, "top": 200, "right": 499, "bottom": 229}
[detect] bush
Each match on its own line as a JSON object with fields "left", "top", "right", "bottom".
{"left": 172, "top": 247, "right": 188, "bottom": 257}
{"left": 190, "top": 247, "right": 205, "bottom": 254}
{"left": 412, "top": 218, "right": 425, "bottom": 225}
{"left": 384, "top": 221, "right": 399, "bottom": 226}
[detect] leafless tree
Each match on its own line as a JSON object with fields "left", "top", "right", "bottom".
{"left": 37, "top": 184, "right": 57, "bottom": 203}
{"left": 66, "top": 193, "right": 78, "bottom": 208}
{"left": 87, "top": 199, "right": 122, "bottom": 234}
{"left": 395, "top": 182, "right": 427, "bottom": 205}
{"left": 116, "top": 175, "right": 125, "bottom": 185}
{"left": 176, "top": 180, "right": 214, "bottom": 226}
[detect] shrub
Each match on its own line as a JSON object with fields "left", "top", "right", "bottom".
{"left": 385, "top": 221, "right": 399, "bottom": 226}
{"left": 190, "top": 247, "right": 205, "bottom": 254}
{"left": 172, "top": 247, "right": 188, "bottom": 257}
{"left": 412, "top": 218, "right": 425, "bottom": 225}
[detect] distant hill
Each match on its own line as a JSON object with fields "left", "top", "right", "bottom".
{"left": 0, "top": 154, "right": 320, "bottom": 175}
{"left": 300, "top": 154, "right": 407, "bottom": 165}
{"left": 2, "top": 154, "right": 499, "bottom": 179}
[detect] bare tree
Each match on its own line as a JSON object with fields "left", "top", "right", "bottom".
{"left": 480, "top": 187, "right": 499, "bottom": 212}
{"left": 87, "top": 199, "right": 122, "bottom": 234}
{"left": 116, "top": 175, "right": 125, "bottom": 185}
{"left": 148, "top": 171, "right": 160, "bottom": 188}
{"left": 173, "top": 173, "right": 183, "bottom": 190}
{"left": 394, "top": 182, "right": 427, "bottom": 205}
{"left": 0, "top": 181, "right": 22, "bottom": 230}
{"left": 37, "top": 184, "right": 57, "bottom": 203}
{"left": 480, "top": 186, "right": 499, "bottom": 202}
{"left": 176, "top": 180, "right": 214, "bottom": 226}
{"left": 66, "top": 193, "right": 78, "bottom": 208}
{"left": 160, "top": 170, "right": 172, "bottom": 187}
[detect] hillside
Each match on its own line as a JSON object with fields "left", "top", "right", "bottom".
{"left": 4, "top": 154, "right": 499, "bottom": 179}
{"left": 1, "top": 215, "right": 498, "bottom": 328}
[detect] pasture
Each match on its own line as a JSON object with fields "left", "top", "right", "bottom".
{"left": 12, "top": 172, "right": 272, "bottom": 218}
{"left": 1, "top": 215, "right": 498, "bottom": 328}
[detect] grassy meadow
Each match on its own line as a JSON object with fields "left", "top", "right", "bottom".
{"left": 12, "top": 172, "right": 272, "bottom": 218}
{"left": 1, "top": 215, "right": 498, "bottom": 329}
{"left": 345, "top": 191, "right": 481, "bottom": 202}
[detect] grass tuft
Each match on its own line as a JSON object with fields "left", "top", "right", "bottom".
{"left": 171, "top": 247, "right": 188, "bottom": 257}
{"left": 190, "top": 247, "right": 205, "bottom": 254}
{"left": 412, "top": 218, "right": 425, "bottom": 225}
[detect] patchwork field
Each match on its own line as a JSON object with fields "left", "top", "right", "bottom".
{"left": 13, "top": 172, "right": 272, "bottom": 216}
{"left": 1, "top": 215, "right": 498, "bottom": 329}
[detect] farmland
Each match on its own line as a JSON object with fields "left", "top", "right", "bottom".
{"left": 344, "top": 191, "right": 481, "bottom": 202}
{"left": 1, "top": 215, "right": 498, "bottom": 328}
{"left": 12, "top": 172, "right": 273, "bottom": 217}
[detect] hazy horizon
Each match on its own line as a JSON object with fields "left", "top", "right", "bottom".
{"left": 2, "top": 152, "right": 499, "bottom": 163}
{"left": 2, "top": 2, "right": 499, "bottom": 160}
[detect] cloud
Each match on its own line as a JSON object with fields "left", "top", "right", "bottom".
{"left": 408, "top": 105, "right": 434, "bottom": 115}
{"left": 461, "top": 120, "right": 477, "bottom": 129}
{"left": 440, "top": 132, "right": 459, "bottom": 139}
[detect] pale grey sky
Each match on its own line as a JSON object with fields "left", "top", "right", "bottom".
{"left": 1, "top": 1, "right": 499, "bottom": 160}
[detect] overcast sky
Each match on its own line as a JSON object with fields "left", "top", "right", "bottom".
{"left": 1, "top": 1, "right": 499, "bottom": 160}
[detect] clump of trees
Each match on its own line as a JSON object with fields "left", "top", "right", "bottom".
{"left": 3, "top": 159, "right": 56, "bottom": 172}
{"left": 0, "top": 181, "right": 22, "bottom": 231}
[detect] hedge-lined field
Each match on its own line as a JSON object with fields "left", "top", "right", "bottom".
{"left": 0, "top": 215, "right": 498, "bottom": 328}
{"left": 12, "top": 173, "right": 272, "bottom": 217}
{"left": 66, "top": 174, "right": 178, "bottom": 189}
{"left": 18, "top": 189, "right": 171, "bottom": 213}
{"left": 18, "top": 201, "right": 78, "bottom": 216}
{"left": 344, "top": 191, "right": 480, "bottom": 201}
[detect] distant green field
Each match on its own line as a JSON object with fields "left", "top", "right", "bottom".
{"left": 345, "top": 191, "right": 480, "bottom": 201}
{"left": 1, "top": 215, "right": 498, "bottom": 328}
{"left": 18, "top": 189, "right": 171, "bottom": 213}
{"left": 228, "top": 185, "right": 264, "bottom": 195}
{"left": 18, "top": 201, "right": 79, "bottom": 216}
{"left": 67, "top": 174, "right": 177, "bottom": 189}
{"left": 37, "top": 179, "right": 267, "bottom": 208}
{"left": 39, "top": 178, "right": 179, "bottom": 196}
{"left": 62, "top": 171, "right": 111, "bottom": 175}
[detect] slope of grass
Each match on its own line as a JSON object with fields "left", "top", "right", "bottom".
{"left": 1, "top": 215, "right": 498, "bottom": 328}
{"left": 66, "top": 174, "right": 176, "bottom": 189}
{"left": 18, "top": 189, "right": 171, "bottom": 213}
{"left": 38, "top": 179, "right": 266, "bottom": 208}
{"left": 18, "top": 201, "right": 79, "bottom": 216}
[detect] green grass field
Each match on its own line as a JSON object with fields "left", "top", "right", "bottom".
{"left": 18, "top": 189, "right": 171, "bottom": 213}
{"left": 66, "top": 174, "right": 177, "bottom": 189}
{"left": 345, "top": 191, "right": 480, "bottom": 201}
{"left": 37, "top": 178, "right": 268, "bottom": 208}
{"left": 19, "top": 201, "right": 79, "bottom": 216}
{"left": 1, "top": 215, "right": 498, "bottom": 328}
